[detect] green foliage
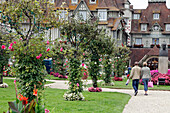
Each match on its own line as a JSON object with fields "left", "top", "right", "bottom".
{"left": 67, "top": 58, "right": 83, "bottom": 93}
{"left": 103, "top": 57, "right": 112, "bottom": 84}
{"left": 0, "top": 0, "right": 61, "bottom": 103}
{"left": 113, "top": 46, "right": 131, "bottom": 77}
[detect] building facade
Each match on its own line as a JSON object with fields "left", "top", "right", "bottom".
{"left": 131, "top": 0, "right": 170, "bottom": 48}
{"left": 55, "top": 0, "right": 132, "bottom": 45}
{"left": 130, "top": 0, "right": 170, "bottom": 69}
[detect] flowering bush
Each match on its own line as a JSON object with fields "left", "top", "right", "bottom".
{"left": 88, "top": 87, "right": 102, "bottom": 92}
{"left": 63, "top": 92, "right": 85, "bottom": 101}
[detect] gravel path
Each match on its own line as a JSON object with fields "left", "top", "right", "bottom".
{"left": 45, "top": 79, "right": 170, "bottom": 113}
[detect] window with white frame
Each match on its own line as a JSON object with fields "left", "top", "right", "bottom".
{"left": 153, "top": 13, "right": 159, "bottom": 20}
{"left": 79, "top": 11, "right": 87, "bottom": 20}
{"left": 135, "top": 38, "right": 142, "bottom": 45}
{"left": 72, "top": 0, "right": 78, "bottom": 4}
{"left": 152, "top": 38, "right": 159, "bottom": 45}
{"left": 166, "top": 24, "right": 170, "bottom": 31}
{"left": 90, "top": 0, "right": 96, "bottom": 4}
{"left": 141, "top": 24, "right": 147, "bottom": 31}
{"left": 133, "top": 14, "right": 140, "bottom": 19}
{"left": 59, "top": 10, "right": 67, "bottom": 20}
{"left": 98, "top": 9, "right": 107, "bottom": 21}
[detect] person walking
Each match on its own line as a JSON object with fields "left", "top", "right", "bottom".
{"left": 129, "top": 62, "right": 141, "bottom": 96}
{"left": 141, "top": 62, "right": 151, "bottom": 96}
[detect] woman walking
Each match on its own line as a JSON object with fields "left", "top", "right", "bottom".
{"left": 141, "top": 62, "right": 151, "bottom": 95}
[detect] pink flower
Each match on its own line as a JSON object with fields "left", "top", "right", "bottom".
{"left": 45, "top": 109, "right": 50, "bottom": 113}
{"left": 69, "top": 82, "right": 71, "bottom": 84}
{"left": 13, "top": 41, "right": 16, "bottom": 44}
{"left": 66, "top": 66, "right": 68, "bottom": 68}
{"left": 20, "top": 38, "right": 22, "bottom": 40}
{"left": 10, "top": 43, "right": 13, "bottom": 46}
{"left": 47, "top": 40, "right": 49, "bottom": 45}
{"left": 60, "top": 47, "right": 63, "bottom": 52}
{"left": 1, "top": 45, "right": 6, "bottom": 49}
{"left": 36, "top": 56, "right": 40, "bottom": 59}
{"left": 46, "top": 48, "right": 50, "bottom": 52}
{"left": 83, "top": 53, "right": 85, "bottom": 55}
{"left": 64, "top": 63, "right": 66, "bottom": 65}
{"left": 14, "top": 80, "right": 16, "bottom": 83}
{"left": 8, "top": 46, "right": 12, "bottom": 50}
{"left": 99, "top": 59, "right": 101, "bottom": 61}
{"left": 66, "top": 60, "right": 68, "bottom": 63}
{"left": 84, "top": 72, "right": 86, "bottom": 76}
{"left": 86, "top": 66, "right": 88, "bottom": 68}
{"left": 39, "top": 54, "right": 42, "bottom": 57}
{"left": 82, "top": 63, "right": 85, "bottom": 67}
{"left": 77, "top": 83, "right": 79, "bottom": 87}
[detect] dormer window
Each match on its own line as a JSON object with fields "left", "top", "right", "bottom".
{"left": 141, "top": 24, "right": 147, "bottom": 31}
{"left": 98, "top": 9, "right": 107, "bottom": 21}
{"left": 72, "top": 0, "right": 78, "bottom": 4}
{"left": 133, "top": 14, "right": 140, "bottom": 19}
{"left": 90, "top": 0, "right": 96, "bottom": 4}
{"left": 166, "top": 24, "right": 170, "bottom": 31}
{"left": 153, "top": 13, "right": 159, "bottom": 20}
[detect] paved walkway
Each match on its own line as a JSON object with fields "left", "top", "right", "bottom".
{"left": 45, "top": 79, "right": 170, "bottom": 113}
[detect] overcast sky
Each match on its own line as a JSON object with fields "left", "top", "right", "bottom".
{"left": 128, "top": 0, "right": 170, "bottom": 9}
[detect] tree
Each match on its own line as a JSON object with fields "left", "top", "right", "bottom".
{"left": 102, "top": 36, "right": 116, "bottom": 85}
{"left": 1, "top": 0, "right": 61, "bottom": 106}
{"left": 113, "top": 46, "right": 131, "bottom": 77}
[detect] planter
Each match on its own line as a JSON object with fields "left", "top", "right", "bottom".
{"left": 151, "top": 44, "right": 160, "bottom": 48}
{"left": 133, "top": 44, "right": 143, "bottom": 48}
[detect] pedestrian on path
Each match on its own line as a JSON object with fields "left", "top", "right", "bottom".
{"left": 129, "top": 62, "right": 141, "bottom": 96}
{"left": 141, "top": 62, "right": 151, "bottom": 96}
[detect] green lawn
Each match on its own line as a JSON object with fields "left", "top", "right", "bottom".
{"left": 97, "top": 78, "right": 170, "bottom": 91}
{"left": 45, "top": 75, "right": 68, "bottom": 80}
{"left": 0, "top": 79, "right": 131, "bottom": 113}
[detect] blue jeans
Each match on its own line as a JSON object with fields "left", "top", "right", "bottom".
{"left": 132, "top": 79, "right": 139, "bottom": 92}
{"left": 142, "top": 78, "right": 149, "bottom": 91}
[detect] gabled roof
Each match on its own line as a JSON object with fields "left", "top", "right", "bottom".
{"left": 72, "top": 0, "right": 93, "bottom": 17}
{"left": 131, "top": 2, "right": 170, "bottom": 33}
{"left": 55, "top": 0, "right": 126, "bottom": 11}
{"left": 147, "top": 45, "right": 159, "bottom": 56}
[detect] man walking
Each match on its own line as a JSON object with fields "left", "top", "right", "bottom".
{"left": 129, "top": 62, "right": 141, "bottom": 96}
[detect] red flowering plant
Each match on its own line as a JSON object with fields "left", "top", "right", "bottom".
{"left": 1, "top": 0, "right": 62, "bottom": 111}
{"left": 7, "top": 80, "right": 49, "bottom": 113}
{"left": 0, "top": 35, "right": 10, "bottom": 84}
{"left": 50, "top": 39, "right": 69, "bottom": 79}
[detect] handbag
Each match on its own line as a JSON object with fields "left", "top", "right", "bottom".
{"left": 126, "top": 79, "right": 130, "bottom": 85}
{"left": 148, "top": 81, "right": 153, "bottom": 87}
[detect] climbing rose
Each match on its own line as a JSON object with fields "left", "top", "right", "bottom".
{"left": 36, "top": 56, "right": 40, "bottom": 59}
{"left": 84, "top": 72, "right": 86, "bottom": 76}
{"left": 46, "top": 48, "right": 50, "bottom": 52}
{"left": 13, "top": 41, "right": 16, "bottom": 44}
{"left": 1, "top": 45, "right": 6, "bottom": 49}
{"left": 14, "top": 80, "right": 16, "bottom": 83}
{"left": 47, "top": 40, "right": 49, "bottom": 45}
{"left": 77, "top": 83, "right": 79, "bottom": 87}
{"left": 60, "top": 47, "right": 63, "bottom": 52}
{"left": 99, "top": 59, "right": 101, "bottom": 61}
{"left": 10, "top": 43, "right": 13, "bottom": 46}
{"left": 39, "top": 54, "right": 42, "bottom": 57}
{"left": 83, "top": 53, "right": 85, "bottom": 55}
{"left": 82, "top": 63, "right": 85, "bottom": 66}
{"left": 8, "top": 46, "right": 12, "bottom": 49}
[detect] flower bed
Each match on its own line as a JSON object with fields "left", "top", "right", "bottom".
{"left": 88, "top": 87, "right": 102, "bottom": 92}
{"left": 50, "top": 72, "right": 68, "bottom": 79}
{"left": 113, "top": 76, "right": 123, "bottom": 81}
{"left": 140, "top": 70, "right": 170, "bottom": 85}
